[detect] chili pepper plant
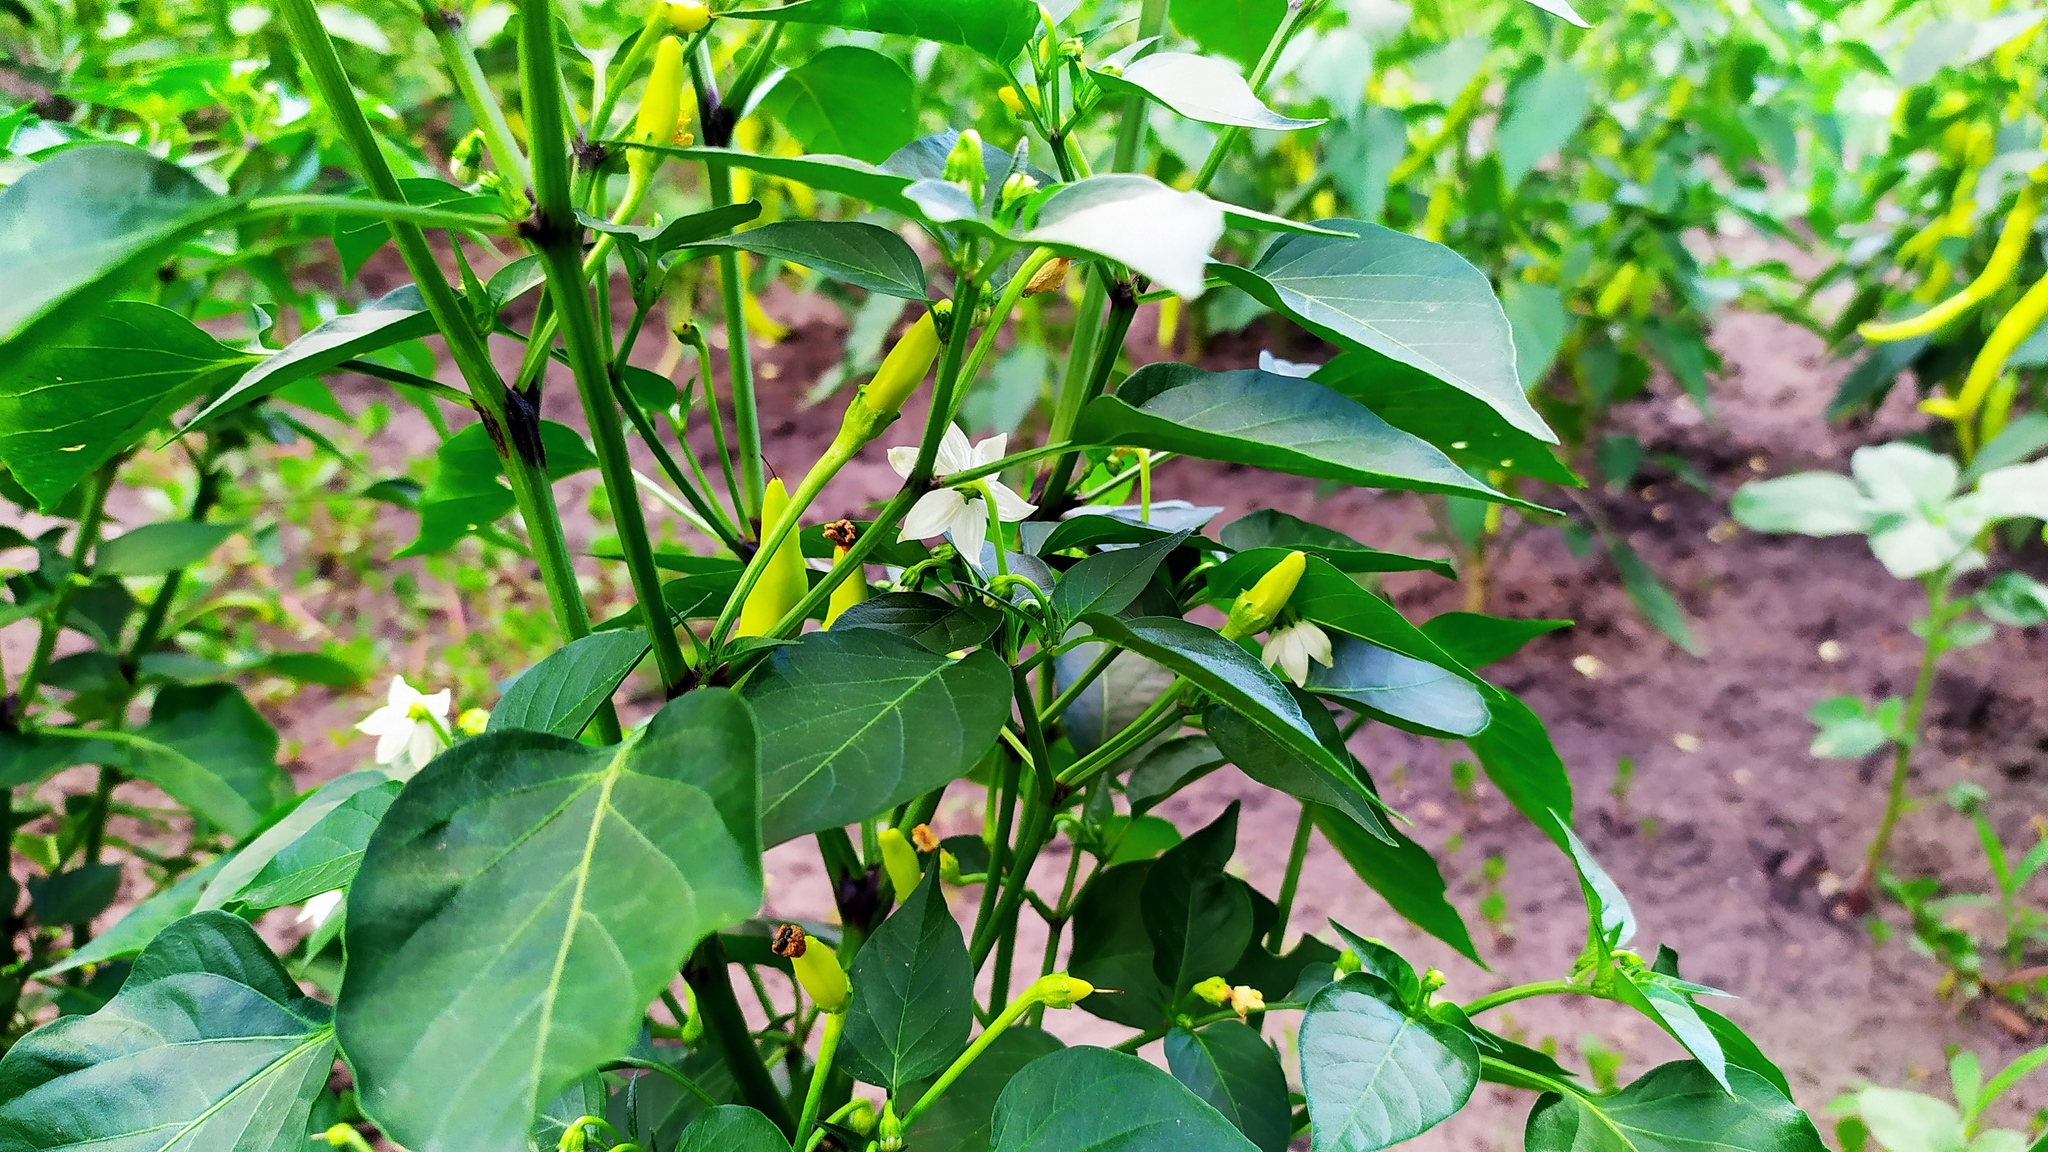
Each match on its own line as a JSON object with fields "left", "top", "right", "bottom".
{"left": 0, "top": 0, "right": 1831, "bottom": 1150}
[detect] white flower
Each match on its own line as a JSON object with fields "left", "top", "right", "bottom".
{"left": 1261, "top": 619, "right": 1332, "bottom": 688}
{"left": 297, "top": 889, "right": 343, "bottom": 929}
{"left": 355, "top": 675, "right": 451, "bottom": 772}
{"left": 889, "top": 424, "right": 1036, "bottom": 569}
{"left": 1259, "top": 350, "right": 1322, "bottom": 378}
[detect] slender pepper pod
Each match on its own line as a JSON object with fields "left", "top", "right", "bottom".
{"left": 1862, "top": 182, "right": 2044, "bottom": 343}
{"left": 628, "top": 36, "right": 686, "bottom": 182}
{"left": 833, "top": 309, "right": 941, "bottom": 449}
{"left": 1222, "top": 550, "right": 1307, "bottom": 640}
{"left": 772, "top": 924, "right": 850, "bottom": 1013}
{"left": 879, "top": 826, "right": 921, "bottom": 896}
{"left": 736, "top": 479, "right": 809, "bottom": 637}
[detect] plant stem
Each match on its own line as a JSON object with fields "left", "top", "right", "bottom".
{"left": 794, "top": 1010, "right": 844, "bottom": 1149}
{"left": 1190, "top": 0, "right": 1314, "bottom": 193}
{"left": 901, "top": 989, "right": 1044, "bottom": 1128}
{"left": 422, "top": 4, "right": 528, "bottom": 188}
{"left": 240, "top": 195, "right": 514, "bottom": 233}
{"left": 1039, "top": 283, "right": 1138, "bottom": 512}
{"left": 517, "top": 0, "right": 690, "bottom": 692}
{"left": 1268, "top": 804, "right": 1314, "bottom": 952}
{"left": 707, "top": 165, "right": 764, "bottom": 519}
{"left": 15, "top": 460, "right": 117, "bottom": 716}
{"left": 685, "top": 937, "right": 798, "bottom": 1136}
{"left": 1851, "top": 577, "right": 1951, "bottom": 900}
{"left": 1461, "top": 979, "right": 1599, "bottom": 1017}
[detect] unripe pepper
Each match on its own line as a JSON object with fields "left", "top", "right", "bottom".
{"left": 735, "top": 479, "right": 809, "bottom": 637}
{"left": 1863, "top": 181, "right": 2043, "bottom": 343}
{"left": 772, "top": 924, "right": 849, "bottom": 1013}
{"left": 821, "top": 520, "right": 867, "bottom": 627}
{"left": 1595, "top": 263, "right": 1640, "bottom": 319}
{"left": 664, "top": 0, "right": 710, "bottom": 32}
{"left": 833, "top": 309, "right": 941, "bottom": 450}
{"left": 879, "top": 826, "right": 921, "bottom": 895}
{"left": 1027, "top": 972, "right": 1094, "bottom": 1009}
{"left": 628, "top": 36, "right": 686, "bottom": 182}
{"left": 1222, "top": 551, "right": 1307, "bottom": 640}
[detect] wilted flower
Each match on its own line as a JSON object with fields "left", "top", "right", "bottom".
{"left": 890, "top": 424, "right": 1036, "bottom": 569}
{"left": 355, "top": 675, "right": 451, "bottom": 771}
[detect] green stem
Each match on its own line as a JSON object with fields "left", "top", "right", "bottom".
{"left": 682, "top": 328, "right": 748, "bottom": 536}
{"left": 794, "top": 1010, "right": 845, "bottom": 1149}
{"left": 685, "top": 937, "right": 798, "bottom": 1137}
{"left": 902, "top": 990, "right": 1043, "bottom": 1128}
{"left": 1056, "top": 685, "right": 1184, "bottom": 787}
{"left": 1853, "top": 577, "right": 1950, "bottom": 898}
{"left": 1267, "top": 803, "right": 1314, "bottom": 952}
{"left": 1190, "top": 0, "right": 1315, "bottom": 192}
{"left": 423, "top": 4, "right": 528, "bottom": 187}
{"left": 1039, "top": 284, "right": 1138, "bottom": 512}
{"left": 707, "top": 166, "right": 764, "bottom": 519}
{"left": 608, "top": 349, "right": 749, "bottom": 554}
{"left": 15, "top": 460, "right": 116, "bottom": 716}
{"left": 957, "top": 247, "right": 1059, "bottom": 390}
{"left": 1461, "top": 979, "right": 1598, "bottom": 1017}
{"left": 1039, "top": 643, "right": 1118, "bottom": 724}
{"left": 518, "top": 0, "right": 689, "bottom": 692}
{"left": 241, "top": 195, "right": 513, "bottom": 233}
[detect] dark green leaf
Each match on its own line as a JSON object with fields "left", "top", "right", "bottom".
{"left": 1612, "top": 972, "right": 1729, "bottom": 1093}
{"left": 689, "top": 219, "right": 927, "bottom": 299}
{"left": 742, "top": 628, "right": 1010, "bottom": 845}
{"left": 0, "top": 302, "right": 257, "bottom": 511}
{"left": 1143, "top": 803, "right": 1253, "bottom": 1001}
{"left": 1418, "top": 612, "right": 1571, "bottom": 668}
{"left": 1603, "top": 529, "right": 1702, "bottom": 656}
{"left": 580, "top": 201, "right": 763, "bottom": 255}
{"left": 757, "top": 47, "right": 919, "bottom": 164}
{"left": 676, "top": 1105, "right": 795, "bottom": 1151}
{"left": 0, "top": 912, "right": 336, "bottom": 1151}
{"left": 830, "top": 592, "right": 1002, "bottom": 655}
{"left": 1205, "top": 699, "right": 1389, "bottom": 842}
{"left": 1051, "top": 530, "right": 1190, "bottom": 625}
{"left": 1307, "top": 636, "right": 1491, "bottom": 738}
{"left": 1219, "top": 510, "right": 1454, "bottom": 579}
{"left": 190, "top": 286, "right": 434, "bottom": 427}
{"left": 39, "top": 857, "right": 228, "bottom": 976}
{"left": 1466, "top": 691, "right": 1575, "bottom": 850}
{"left": 337, "top": 691, "right": 762, "bottom": 1152}
{"left": 1524, "top": 1063, "right": 1826, "bottom": 1152}
{"left": 730, "top": 0, "right": 1039, "bottom": 62}
{"left": 1300, "top": 974, "right": 1479, "bottom": 1151}
{"left": 1125, "top": 735, "right": 1226, "bottom": 814}
{"left": 1313, "top": 353, "right": 1577, "bottom": 486}
{"left": 1170, "top": 0, "right": 1286, "bottom": 67}
{"left": 1699, "top": 1007, "right": 1792, "bottom": 1098}
{"left": 237, "top": 774, "right": 402, "bottom": 911}
{"left": 904, "top": 1027, "right": 1064, "bottom": 1152}
{"left": 196, "top": 769, "right": 393, "bottom": 912}
{"left": 28, "top": 864, "right": 121, "bottom": 926}
{"left": 95, "top": 520, "right": 239, "bottom": 577}
{"left": 1215, "top": 223, "right": 1555, "bottom": 443}
{"left": 990, "top": 1046, "right": 1261, "bottom": 1152}
{"left": 1079, "top": 363, "right": 1515, "bottom": 503}
{"left": 329, "top": 179, "right": 497, "bottom": 280}
{"left": 61, "top": 684, "right": 286, "bottom": 835}
{"left": 1166, "top": 1022, "right": 1292, "bottom": 1152}
{"left": 1313, "top": 805, "right": 1480, "bottom": 964}
{"left": 1069, "top": 862, "right": 1173, "bottom": 1028}
{"left": 491, "top": 630, "right": 651, "bottom": 737}
{"left": 842, "top": 862, "right": 973, "bottom": 1090}
{"left": 399, "top": 421, "right": 596, "bottom": 556}
{"left": 1326, "top": 921, "right": 1420, "bottom": 1008}
{"left": 0, "top": 145, "right": 234, "bottom": 354}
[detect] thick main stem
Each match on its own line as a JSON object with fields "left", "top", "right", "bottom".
{"left": 685, "top": 938, "right": 798, "bottom": 1136}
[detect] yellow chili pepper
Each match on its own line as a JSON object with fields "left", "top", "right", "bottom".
{"left": 1929, "top": 268, "right": 2048, "bottom": 447}
{"left": 1223, "top": 551, "right": 1307, "bottom": 640}
{"left": 1595, "top": 263, "right": 1640, "bottom": 319}
{"left": 628, "top": 36, "right": 685, "bottom": 182}
{"left": 1863, "top": 183, "right": 2044, "bottom": 342}
{"left": 1027, "top": 972, "right": 1094, "bottom": 1009}
{"left": 664, "top": 0, "right": 709, "bottom": 32}
{"left": 773, "top": 925, "right": 849, "bottom": 1013}
{"left": 1156, "top": 296, "right": 1181, "bottom": 351}
{"left": 821, "top": 521, "right": 867, "bottom": 627}
{"left": 879, "top": 827, "right": 921, "bottom": 896}
{"left": 736, "top": 479, "right": 808, "bottom": 637}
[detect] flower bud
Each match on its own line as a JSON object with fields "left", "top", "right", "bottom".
{"left": 664, "top": 0, "right": 710, "bottom": 32}
{"left": 772, "top": 924, "right": 850, "bottom": 1013}
{"left": 629, "top": 36, "right": 686, "bottom": 182}
{"left": 998, "top": 85, "right": 1028, "bottom": 117}
{"left": 1192, "top": 975, "right": 1232, "bottom": 1006}
{"left": 878, "top": 1102, "right": 905, "bottom": 1152}
{"left": 1028, "top": 972, "right": 1095, "bottom": 1009}
{"left": 1420, "top": 968, "right": 1447, "bottom": 996}
{"left": 940, "top": 848, "right": 968, "bottom": 885}
{"left": 1229, "top": 985, "right": 1265, "bottom": 1017}
{"left": 879, "top": 826, "right": 921, "bottom": 896}
{"left": 450, "top": 128, "right": 486, "bottom": 184}
{"left": 1334, "top": 949, "right": 1362, "bottom": 976}
{"left": 998, "top": 171, "right": 1039, "bottom": 216}
{"left": 843, "top": 1098, "right": 878, "bottom": 1136}
{"left": 944, "top": 129, "right": 987, "bottom": 204}
{"left": 736, "top": 479, "right": 809, "bottom": 637}
{"left": 1223, "top": 550, "right": 1306, "bottom": 639}
{"left": 456, "top": 707, "right": 490, "bottom": 736}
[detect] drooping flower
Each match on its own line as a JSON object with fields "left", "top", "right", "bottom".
{"left": 355, "top": 675, "right": 452, "bottom": 772}
{"left": 889, "top": 424, "right": 1036, "bottom": 568}
{"left": 1262, "top": 619, "right": 1333, "bottom": 688}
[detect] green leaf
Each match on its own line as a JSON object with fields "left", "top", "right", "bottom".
{"left": 1307, "top": 636, "right": 1491, "bottom": 738}
{"left": 1214, "top": 223, "right": 1555, "bottom": 444}
{"left": 28, "top": 864, "right": 121, "bottom": 926}
{"left": 1602, "top": 529, "right": 1701, "bottom": 656}
{"left": 1418, "top": 612, "right": 1571, "bottom": 669}
{"left": 1697, "top": 1007, "right": 1791, "bottom": 1099}
{"left": 729, "top": 0, "right": 1040, "bottom": 62}
{"left": 55, "top": 684, "right": 286, "bottom": 835}
{"left": 1299, "top": 974, "right": 1479, "bottom": 1151}
{"left": 39, "top": 857, "right": 228, "bottom": 976}
{"left": 1080, "top": 614, "right": 1358, "bottom": 795}
{"left": 1219, "top": 510, "right": 1454, "bottom": 579}
{"left": 1023, "top": 175, "right": 1225, "bottom": 299}
{"left": 741, "top": 628, "right": 1010, "bottom": 845}
{"left": 95, "top": 520, "right": 239, "bottom": 577}
{"left": 990, "top": 1046, "right": 1261, "bottom": 1152}
{"left": 1503, "top": 279, "right": 1572, "bottom": 389}
{"left": 337, "top": 691, "right": 763, "bottom": 1152}
{"left": 633, "top": 146, "right": 922, "bottom": 215}
{"left": 1068, "top": 862, "right": 1174, "bottom": 1028}
{"left": 1051, "top": 530, "right": 1190, "bottom": 626}
{"left": 0, "top": 912, "right": 336, "bottom": 1151}
{"left": 757, "top": 47, "right": 918, "bottom": 164}
{"left": 904, "top": 1027, "right": 1064, "bottom": 1152}
{"left": 1208, "top": 550, "right": 1476, "bottom": 676}
{"left": 190, "top": 285, "right": 435, "bottom": 427}
{"left": 676, "top": 1105, "right": 796, "bottom": 1151}
{"left": 1466, "top": 691, "right": 1574, "bottom": 848}
{"left": 1611, "top": 973, "right": 1729, "bottom": 1093}
{"left": 1313, "top": 805, "right": 1481, "bottom": 964}
{"left": 1204, "top": 697, "right": 1390, "bottom": 842}
{"left": 399, "top": 421, "right": 597, "bottom": 556}
{"left": 491, "top": 630, "right": 652, "bottom": 737}
{"left": 0, "top": 302, "right": 258, "bottom": 511}
{"left": 1143, "top": 803, "right": 1254, "bottom": 1001}
{"left": 1313, "top": 353, "right": 1576, "bottom": 486}
{"left": 196, "top": 769, "right": 394, "bottom": 912}
{"left": 1170, "top": 0, "right": 1286, "bottom": 67}
{"left": 1557, "top": 817, "right": 1635, "bottom": 951}
{"left": 1844, "top": 1087, "right": 1964, "bottom": 1152}
{"left": 689, "top": 219, "right": 927, "bottom": 299}
{"left": 830, "top": 592, "right": 1003, "bottom": 655}
{"left": 1519, "top": 0, "right": 1590, "bottom": 25}
{"left": 842, "top": 861, "right": 973, "bottom": 1090}
{"left": 0, "top": 144, "right": 235, "bottom": 354}
{"left": 1730, "top": 472, "right": 1873, "bottom": 537}
{"left": 1126, "top": 736, "right": 1228, "bottom": 814}
{"left": 1524, "top": 1064, "right": 1826, "bottom": 1152}
{"left": 1095, "top": 52, "right": 1323, "bottom": 131}
{"left": 330, "top": 179, "right": 496, "bottom": 280}
{"left": 1496, "top": 62, "right": 1590, "bottom": 186}
{"left": 1077, "top": 363, "right": 1515, "bottom": 503}
{"left": 1166, "top": 1022, "right": 1293, "bottom": 1152}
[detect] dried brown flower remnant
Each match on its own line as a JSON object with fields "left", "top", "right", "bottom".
{"left": 822, "top": 519, "right": 859, "bottom": 549}
{"left": 771, "top": 923, "right": 808, "bottom": 959}
{"left": 910, "top": 823, "right": 939, "bottom": 853}
{"left": 1025, "top": 257, "right": 1071, "bottom": 296}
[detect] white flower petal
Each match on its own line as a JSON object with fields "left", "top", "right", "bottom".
{"left": 355, "top": 705, "right": 397, "bottom": 737}
{"left": 971, "top": 432, "right": 1010, "bottom": 468}
{"left": 986, "top": 479, "right": 1037, "bottom": 522}
{"left": 386, "top": 675, "right": 421, "bottom": 709}
{"left": 408, "top": 723, "right": 443, "bottom": 770}
{"left": 421, "top": 689, "right": 452, "bottom": 721}
{"left": 900, "top": 489, "right": 968, "bottom": 541}
{"left": 1277, "top": 638, "right": 1310, "bottom": 687}
{"left": 950, "top": 499, "right": 988, "bottom": 569}
{"left": 1299, "top": 621, "right": 1332, "bottom": 668}
{"left": 935, "top": 424, "right": 975, "bottom": 474}
{"left": 297, "top": 889, "right": 343, "bottom": 927}
{"left": 374, "top": 724, "right": 410, "bottom": 765}
{"left": 888, "top": 445, "right": 919, "bottom": 479}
